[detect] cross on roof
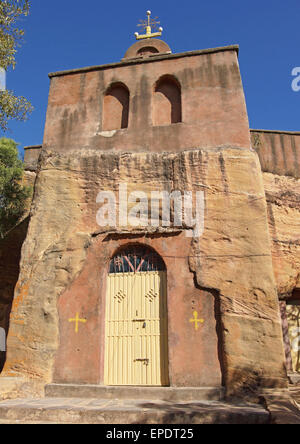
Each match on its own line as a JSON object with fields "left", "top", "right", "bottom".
{"left": 135, "top": 11, "right": 163, "bottom": 40}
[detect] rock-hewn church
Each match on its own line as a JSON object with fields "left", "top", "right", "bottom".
{"left": 0, "top": 12, "right": 299, "bottom": 411}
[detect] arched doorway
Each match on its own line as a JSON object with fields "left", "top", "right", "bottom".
{"left": 104, "top": 245, "right": 169, "bottom": 386}
{"left": 153, "top": 75, "right": 182, "bottom": 126}
{"left": 102, "top": 82, "right": 130, "bottom": 131}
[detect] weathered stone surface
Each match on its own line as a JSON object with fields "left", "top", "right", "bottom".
{"left": 1, "top": 147, "right": 287, "bottom": 396}
{"left": 2, "top": 160, "right": 90, "bottom": 383}
{"left": 251, "top": 130, "right": 300, "bottom": 179}
{"left": 263, "top": 172, "right": 300, "bottom": 298}
{"left": 187, "top": 150, "right": 288, "bottom": 395}
{"left": 0, "top": 377, "right": 44, "bottom": 402}
{"left": 24, "top": 146, "right": 42, "bottom": 172}
{"left": 0, "top": 396, "right": 269, "bottom": 424}
{"left": 43, "top": 47, "right": 250, "bottom": 153}
{"left": 262, "top": 388, "right": 300, "bottom": 424}
{"left": 45, "top": 384, "right": 224, "bottom": 401}
{"left": 0, "top": 170, "right": 35, "bottom": 375}
{"left": 123, "top": 38, "right": 172, "bottom": 59}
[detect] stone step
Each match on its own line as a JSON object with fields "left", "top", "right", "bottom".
{"left": 288, "top": 373, "right": 300, "bottom": 385}
{"left": 45, "top": 384, "right": 225, "bottom": 402}
{"left": 262, "top": 393, "right": 300, "bottom": 424}
{"left": 0, "top": 397, "right": 270, "bottom": 424}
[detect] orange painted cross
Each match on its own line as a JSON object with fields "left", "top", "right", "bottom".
{"left": 68, "top": 313, "right": 87, "bottom": 333}
{"left": 189, "top": 311, "right": 204, "bottom": 331}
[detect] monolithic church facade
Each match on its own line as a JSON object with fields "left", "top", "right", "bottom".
{"left": 0, "top": 17, "right": 299, "bottom": 401}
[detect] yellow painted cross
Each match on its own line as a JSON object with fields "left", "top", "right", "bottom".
{"left": 189, "top": 311, "right": 204, "bottom": 331}
{"left": 69, "top": 313, "right": 87, "bottom": 333}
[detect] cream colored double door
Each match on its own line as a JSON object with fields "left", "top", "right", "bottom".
{"left": 286, "top": 303, "right": 300, "bottom": 373}
{"left": 104, "top": 271, "right": 169, "bottom": 386}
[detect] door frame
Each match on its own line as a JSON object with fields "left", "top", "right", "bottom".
{"left": 103, "top": 244, "right": 169, "bottom": 386}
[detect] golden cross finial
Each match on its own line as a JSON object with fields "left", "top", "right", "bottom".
{"left": 135, "top": 10, "right": 163, "bottom": 40}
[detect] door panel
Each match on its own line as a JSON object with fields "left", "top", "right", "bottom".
{"left": 104, "top": 271, "right": 168, "bottom": 386}
{"left": 286, "top": 303, "right": 300, "bottom": 373}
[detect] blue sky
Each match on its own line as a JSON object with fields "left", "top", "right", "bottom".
{"left": 2, "top": 0, "right": 300, "bottom": 157}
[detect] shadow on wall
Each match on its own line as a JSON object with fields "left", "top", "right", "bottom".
{"left": 0, "top": 217, "right": 29, "bottom": 373}
{"left": 192, "top": 274, "right": 226, "bottom": 389}
{"left": 192, "top": 275, "right": 288, "bottom": 402}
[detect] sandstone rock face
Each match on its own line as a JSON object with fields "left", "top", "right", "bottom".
{"left": 263, "top": 172, "right": 300, "bottom": 298}
{"left": 24, "top": 146, "right": 42, "bottom": 172}
{"left": 251, "top": 131, "right": 300, "bottom": 379}
{"left": 2, "top": 147, "right": 287, "bottom": 396}
{"left": 0, "top": 171, "right": 35, "bottom": 374}
{"left": 251, "top": 131, "right": 300, "bottom": 179}
{"left": 0, "top": 219, "right": 29, "bottom": 373}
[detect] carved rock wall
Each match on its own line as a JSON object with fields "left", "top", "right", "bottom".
{"left": 0, "top": 171, "right": 35, "bottom": 374}
{"left": 263, "top": 173, "right": 300, "bottom": 298}
{"left": 1, "top": 147, "right": 287, "bottom": 396}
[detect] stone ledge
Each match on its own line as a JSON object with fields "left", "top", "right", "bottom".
{"left": 251, "top": 129, "right": 300, "bottom": 136}
{"left": 0, "top": 397, "right": 269, "bottom": 424}
{"left": 48, "top": 45, "right": 240, "bottom": 78}
{"left": 45, "top": 384, "right": 225, "bottom": 402}
{"left": 24, "top": 145, "right": 43, "bottom": 150}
